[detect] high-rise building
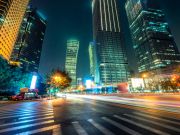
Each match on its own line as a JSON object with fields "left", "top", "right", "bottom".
{"left": 65, "top": 40, "right": 79, "bottom": 87}
{"left": 89, "top": 42, "right": 96, "bottom": 79}
{"left": 0, "top": 0, "right": 29, "bottom": 60}
{"left": 125, "top": 0, "right": 180, "bottom": 73}
{"left": 0, "top": 0, "right": 12, "bottom": 27}
{"left": 77, "top": 78, "right": 82, "bottom": 86}
{"left": 10, "top": 7, "right": 47, "bottom": 72}
{"left": 92, "top": 0, "right": 129, "bottom": 85}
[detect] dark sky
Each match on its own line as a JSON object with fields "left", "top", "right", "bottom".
{"left": 31, "top": 0, "right": 180, "bottom": 78}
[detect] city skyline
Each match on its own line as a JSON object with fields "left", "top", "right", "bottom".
{"left": 0, "top": 1, "right": 179, "bottom": 134}
{"left": 31, "top": 0, "right": 180, "bottom": 78}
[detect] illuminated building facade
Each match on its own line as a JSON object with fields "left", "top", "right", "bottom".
{"left": 10, "top": 7, "right": 47, "bottom": 72}
{"left": 0, "top": 0, "right": 29, "bottom": 60}
{"left": 89, "top": 42, "right": 96, "bottom": 80}
{"left": 125, "top": 0, "right": 180, "bottom": 73}
{"left": 0, "top": 0, "right": 12, "bottom": 26}
{"left": 92, "top": 0, "right": 129, "bottom": 85}
{"left": 77, "top": 78, "right": 82, "bottom": 86}
{"left": 65, "top": 40, "right": 79, "bottom": 87}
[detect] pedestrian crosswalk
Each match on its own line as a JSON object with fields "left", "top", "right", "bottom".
{"left": 0, "top": 102, "right": 179, "bottom": 135}
{"left": 0, "top": 102, "right": 59, "bottom": 135}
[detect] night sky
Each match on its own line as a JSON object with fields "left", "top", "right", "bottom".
{"left": 30, "top": 0, "right": 180, "bottom": 78}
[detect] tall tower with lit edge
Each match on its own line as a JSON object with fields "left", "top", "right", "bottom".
{"left": 92, "top": 0, "right": 129, "bottom": 86}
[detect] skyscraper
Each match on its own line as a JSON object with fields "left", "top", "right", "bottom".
{"left": 92, "top": 0, "right": 129, "bottom": 85}
{"left": 89, "top": 42, "right": 96, "bottom": 79}
{"left": 0, "top": 0, "right": 12, "bottom": 27}
{"left": 0, "top": 0, "right": 29, "bottom": 60}
{"left": 125, "top": 0, "right": 180, "bottom": 73}
{"left": 10, "top": 7, "right": 47, "bottom": 72}
{"left": 65, "top": 40, "right": 79, "bottom": 87}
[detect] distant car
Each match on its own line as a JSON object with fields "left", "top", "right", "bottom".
{"left": 12, "top": 92, "right": 39, "bottom": 101}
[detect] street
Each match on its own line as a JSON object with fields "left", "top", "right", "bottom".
{"left": 0, "top": 95, "right": 179, "bottom": 135}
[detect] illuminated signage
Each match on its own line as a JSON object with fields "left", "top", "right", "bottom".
{"left": 30, "top": 75, "right": 37, "bottom": 89}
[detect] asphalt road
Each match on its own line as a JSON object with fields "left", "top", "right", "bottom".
{"left": 0, "top": 95, "right": 179, "bottom": 135}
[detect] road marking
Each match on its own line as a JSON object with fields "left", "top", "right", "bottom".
{"left": 0, "top": 110, "right": 53, "bottom": 116}
{"left": 114, "top": 115, "right": 170, "bottom": 135}
{"left": 88, "top": 119, "right": 115, "bottom": 135}
{"left": 53, "top": 125, "right": 62, "bottom": 135}
{"left": 15, "top": 124, "right": 61, "bottom": 135}
{"left": 134, "top": 112, "right": 180, "bottom": 125}
{"left": 72, "top": 121, "right": 88, "bottom": 135}
{"left": 0, "top": 111, "right": 53, "bottom": 119}
{"left": 0, "top": 116, "right": 54, "bottom": 127}
{"left": 0, "top": 120, "right": 54, "bottom": 133}
{"left": 19, "top": 113, "right": 53, "bottom": 120}
{"left": 124, "top": 114, "right": 180, "bottom": 132}
{"left": 102, "top": 117, "right": 142, "bottom": 135}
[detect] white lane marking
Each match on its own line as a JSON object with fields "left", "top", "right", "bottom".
{"left": 0, "top": 110, "right": 53, "bottom": 116}
{"left": 124, "top": 114, "right": 180, "bottom": 132}
{"left": 88, "top": 119, "right": 115, "bottom": 135}
{"left": 0, "top": 120, "right": 54, "bottom": 133}
{"left": 19, "top": 113, "right": 53, "bottom": 120}
{"left": 134, "top": 112, "right": 180, "bottom": 125}
{"left": 53, "top": 125, "right": 62, "bottom": 135}
{"left": 72, "top": 121, "right": 88, "bottom": 135}
{"left": 0, "top": 107, "right": 53, "bottom": 113}
{"left": 102, "top": 117, "right": 142, "bottom": 135}
{"left": 0, "top": 116, "right": 54, "bottom": 127}
{"left": 114, "top": 115, "right": 170, "bottom": 135}
{"left": 0, "top": 111, "right": 53, "bottom": 119}
{"left": 15, "top": 124, "right": 60, "bottom": 135}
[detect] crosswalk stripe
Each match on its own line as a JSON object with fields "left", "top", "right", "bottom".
{"left": 114, "top": 115, "right": 170, "bottom": 135}
{"left": 0, "top": 108, "right": 53, "bottom": 113}
{"left": 0, "top": 120, "right": 54, "bottom": 133}
{"left": 72, "top": 121, "right": 88, "bottom": 135}
{"left": 15, "top": 124, "right": 61, "bottom": 135}
{"left": 53, "top": 125, "right": 62, "bottom": 135}
{"left": 0, "top": 110, "right": 53, "bottom": 116}
{"left": 0, "top": 108, "right": 53, "bottom": 112}
{"left": 124, "top": 114, "right": 180, "bottom": 132}
{"left": 102, "top": 117, "right": 142, "bottom": 135}
{"left": 0, "top": 116, "right": 54, "bottom": 127}
{"left": 0, "top": 111, "right": 53, "bottom": 119}
{"left": 134, "top": 112, "right": 180, "bottom": 125}
{"left": 88, "top": 119, "right": 115, "bottom": 135}
{"left": 19, "top": 113, "right": 53, "bottom": 120}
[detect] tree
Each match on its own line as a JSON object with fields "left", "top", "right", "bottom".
{"left": 46, "top": 69, "right": 72, "bottom": 92}
{"left": 0, "top": 56, "right": 30, "bottom": 95}
{"left": 0, "top": 57, "right": 11, "bottom": 90}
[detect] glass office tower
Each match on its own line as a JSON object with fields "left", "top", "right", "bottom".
{"left": 92, "top": 0, "right": 129, "bottom": 85}
{"left": 10, "top": 7, "right": 47, "bottom": 72}
{"left": 125, "top": 0, "right": 180, "bottom": 73}
{"left": 65, "top": 40, "right": 79, "bottom": 87}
